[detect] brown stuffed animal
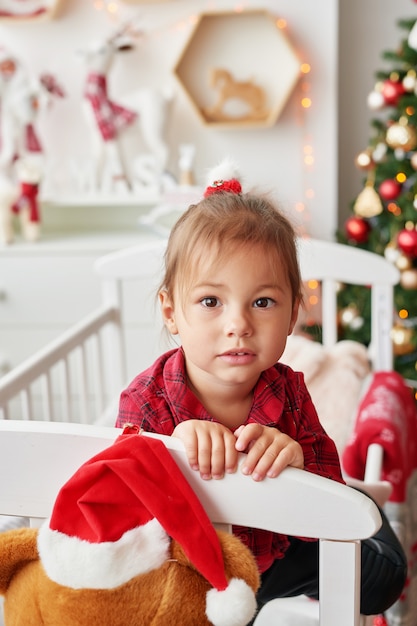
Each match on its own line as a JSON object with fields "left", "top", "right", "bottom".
{"left": 0, "top": 526, "right": 259, "bottom": 626}
{"left": 0, "top": 434, "right": 260, "bottom": 626}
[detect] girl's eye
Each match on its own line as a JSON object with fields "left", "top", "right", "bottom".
{"left": 200, "top": 297, "right": 220, "bottom": 308}
{"left": 253, "top": 297, "right": 275, "bottom": 308}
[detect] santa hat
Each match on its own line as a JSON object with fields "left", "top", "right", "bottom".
{"left": 37, "top": 431, "right": 257, "bottom": 626}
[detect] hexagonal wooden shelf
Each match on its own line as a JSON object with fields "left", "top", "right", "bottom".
{"left": 173, "top": 9, "right": 301, "bottom": 129}
{"left": 0, "top": 0, "right": 63, "bottom": 20}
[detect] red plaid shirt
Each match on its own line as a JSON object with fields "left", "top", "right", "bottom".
{"left": 117, "top": 348, "right": 344, "bottom": 573}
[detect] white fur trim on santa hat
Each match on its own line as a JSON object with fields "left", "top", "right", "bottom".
{"left": 205, "top": 577, "right": 257, "bottom": 626}
{"left": 206, "top": 158, "right": 241, "bottom": 186}
{"left": 37, "top": 517, "right": 170, "bottom": 590}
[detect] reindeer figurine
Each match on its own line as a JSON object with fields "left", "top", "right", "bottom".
{"left": 80, "top": 22, "right": 172, "bottom": 194}
{"left": 0, "top": 49, "right": 65, "bottom": 244}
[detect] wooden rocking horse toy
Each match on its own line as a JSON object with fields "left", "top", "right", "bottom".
{"left": 205, "top": 68, "right": 268, "bottom": 123}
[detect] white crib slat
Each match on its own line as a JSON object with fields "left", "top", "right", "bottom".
{"left": 321, "top": 279, "right": 338, "bottom": 348}
{"left": 20, "top": 387, "right": 32, "bottom": 421}
{"left": 319, "top": 539, "right": 361, "bottom": 626}
{"left": 371, "top": 284, "right": 394, "bottom": 371}
{"left": 78, "top": 344, "right": 89, "bottom": 424}
{"left": 41, "top": 372, "right": 54, "bottom": 422}
{"left": 100, "top": 279, "right": 126, "bottom": 396}
{"left": 59, "top": 358, "right": 71, "bottom": 422}
{"left": 364, "top": 443, "right": 384, "bottom": 483}
{"left": 91, "top": 333, "right": 105, "bottom": 418}
{"left": 65, "top": 354, "right": 76, "bottom": 422}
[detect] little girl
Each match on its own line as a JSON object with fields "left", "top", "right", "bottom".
{"left": 117, "top": 162, "right": 406, "bottom": 620}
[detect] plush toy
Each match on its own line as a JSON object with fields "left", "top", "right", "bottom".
{"left": 281, "top": 334, "right": 371, "bottom": 455}
{"left": 0, "top": 433, "right": 260, "bottom": 626}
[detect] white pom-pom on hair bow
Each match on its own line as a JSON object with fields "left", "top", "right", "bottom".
{"left": 204, "top": 158, "right": 242, "bottom": 197}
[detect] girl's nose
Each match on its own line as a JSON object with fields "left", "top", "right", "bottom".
{"left": 225, "top": 309, "right": 252, "bottom": 337}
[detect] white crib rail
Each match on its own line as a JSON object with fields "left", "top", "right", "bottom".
{"left": 0, "top": 305, "right": 124, "bottom": 423}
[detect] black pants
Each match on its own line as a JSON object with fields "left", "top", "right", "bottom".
{"left": 249, "top": 494, "right": 407, "bottom": 623}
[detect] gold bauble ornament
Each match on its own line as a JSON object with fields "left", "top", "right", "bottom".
{"left": 395, "top": 253, "right": 413, "bottom": 271}
{"left": 391, "top": 323, "right": 414, "bottom": 356}
{"left": 353, "top": 183, "right": 383, "bottom": 218}
{"left": 386, "top": 117, "right": 417, "bottom": 151}
{"left": 354, "top": 149, "right": 374, "bottom": 171}
{"left": 400, "top": 268, "right": 417, "bottom": 290}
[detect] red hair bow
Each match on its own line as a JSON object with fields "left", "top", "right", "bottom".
{"left": 204, "top": 178, "right": 242, "bottom": 197}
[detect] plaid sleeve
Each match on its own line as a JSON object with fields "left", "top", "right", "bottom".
{"left": 116, "top": 384, "right": 177, "bottom": 435}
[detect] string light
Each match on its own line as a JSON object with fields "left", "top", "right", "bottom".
{"left": 307, "top": 279, "right": 319, "bottom": 306}
{"left": 387, "top": 202, "right": 401, "bottom": 215}
{"left": 294, "top": 49, "right": 314, "bottom": 233}
{"left": 92, "top": 0, "right": 120, "bottom": 19}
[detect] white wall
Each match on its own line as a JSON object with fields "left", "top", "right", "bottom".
{"left": 0, "top": 0, "right": 338, "bottom": 239}
{"left": 338, "top": 0, "right": 416, "bottom": 227}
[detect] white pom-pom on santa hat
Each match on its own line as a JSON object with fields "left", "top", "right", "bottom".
{"left": 206, "top": 577, "right": 258, "bottom": 626}
{"left": 37, "top": 431, "right": 257, "bottom": 625}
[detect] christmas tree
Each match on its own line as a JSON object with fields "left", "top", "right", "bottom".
{"left": 336, "top": 17, "right": 417, "bottom": 388}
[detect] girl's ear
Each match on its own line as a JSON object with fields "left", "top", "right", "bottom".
{"left": 159, "top": 290, "right": 179, "bottom": 335}
{"left": 288, "top": 298, "right": 300, "bottom": 336}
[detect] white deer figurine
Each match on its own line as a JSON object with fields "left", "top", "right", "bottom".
{"left": 0, "top": 50, "right": 64, "bottom": 243}
{"left": 0, "top": 52, "right": 41, "bottom": 175}
{"left": 79, "top": 22, "right": 172, "bottom": 194}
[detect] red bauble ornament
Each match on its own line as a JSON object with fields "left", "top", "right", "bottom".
{"left": 378, "top": 178, "right": 402, "bottom": 201}
{"left": 381, "top": 79, "right": 406, "bottom": 106}
{"left": 397, "top": 228, "right": 417, "bottom": 258}
{"left": 345, "top": 216, "right": 371, "bottom": 243}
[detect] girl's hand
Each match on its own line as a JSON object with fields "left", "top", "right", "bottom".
{"left": 172, "top": 420, "right": 239, "bottom": 480}
{"left": 234, "top": 424, "right": 304, "bottom": 481}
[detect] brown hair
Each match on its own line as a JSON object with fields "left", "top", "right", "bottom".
{"left": 160, "top": 190, "right": 302, "bottom": 307}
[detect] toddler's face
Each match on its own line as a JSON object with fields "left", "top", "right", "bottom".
{"left": 160, "top": 242, "right": 299, "bottom": 396}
